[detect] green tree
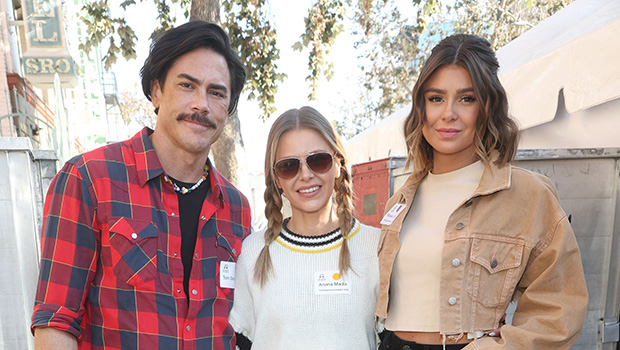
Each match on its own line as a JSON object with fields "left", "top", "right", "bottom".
{"left": 118, "top": 89, "right": 157, "bottom": 129}
{"left": 292, "top": 0, "right": 345, "bottom": 100}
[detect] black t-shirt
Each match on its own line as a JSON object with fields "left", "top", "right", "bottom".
{"left": 168, "top": 175, "right": 210, "bottom": 303}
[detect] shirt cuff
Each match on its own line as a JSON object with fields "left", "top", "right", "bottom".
{"left": 31, "top": 303, "right": 82, "bottom": 339}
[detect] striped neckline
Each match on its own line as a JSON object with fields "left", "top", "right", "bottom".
{"left": 276, "top": 218, "right": 360, "bottom": 253}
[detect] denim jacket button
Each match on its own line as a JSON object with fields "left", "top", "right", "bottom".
{"left": 464, "top": 199, "right": 473, "bottom": 207}
{"left": 403, "top": 345, "right": 411, "bottom": 350}
{"left": 448, "top": 297, "right": 457, "bottom": 305}
{"left": 491, "top": 258, "right": 498, "bottom": 268}
{"left": 452, "top": 258, "right": 461, "bottom": 267}
{"left": 456, "top": 222, "right": 465, "bottom": 230}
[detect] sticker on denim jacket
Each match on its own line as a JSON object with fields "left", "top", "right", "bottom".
{"left": 315, "top": 271, "right": 351, "bottom": 295}
{"left": 220, "top": 261, "right": 236, "bottom": 289}
{"left": 380, "top": 203, "right": 407, "bottom": 225}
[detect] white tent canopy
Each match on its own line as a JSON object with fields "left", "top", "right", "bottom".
{"left": 345, "top": 104, "right": 410, "bottom": 166}
{"left": 497, "top": 0, "right": 620, "bottom": 130}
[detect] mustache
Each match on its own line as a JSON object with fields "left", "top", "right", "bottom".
{"left": 177, "top": 112, "right": 217, "bottom": 128}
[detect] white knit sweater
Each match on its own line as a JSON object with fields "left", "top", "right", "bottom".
{"left": 229, "top": 219, "right": 380, "bottom": 350}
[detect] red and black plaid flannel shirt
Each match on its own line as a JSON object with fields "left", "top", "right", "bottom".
{"left": 31, "top": 128, "right": 251, "bottom": 350}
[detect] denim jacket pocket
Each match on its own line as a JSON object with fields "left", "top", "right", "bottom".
{"left": 109, "top": 217, "right": 159, "bottom": 286}
{"left": 467, "top": 236, "right": 525, "bottom": 307}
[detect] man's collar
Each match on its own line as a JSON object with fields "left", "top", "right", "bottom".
{"left": 205, "top": 158, "right": 225, "bottom": 206}
{"left": 132, "top": 127, "right": 164, "bottom": 187}
{"left": 132, "top": 127, "right": 225, "bottom": 204}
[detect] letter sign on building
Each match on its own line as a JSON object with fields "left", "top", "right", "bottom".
{"left": 22, "top": 0, "right": 78, "bottom": 87}
{"left": 24, "top": 57, "right": 76, "bottom": 75}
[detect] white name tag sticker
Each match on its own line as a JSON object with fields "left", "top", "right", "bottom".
{"left": 380, "top": 203, "right": 407, "bottom": 225}
{"left": 220, "top": 261, "right": 236, "bottom": 289}
{"left": 314, "top": 270, "right": 351, "bottom": 295}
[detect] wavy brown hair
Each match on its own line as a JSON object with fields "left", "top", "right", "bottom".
{"left": 404, "top": 34, "right": 519, "bottom": 176}
{"left": 255, "top": 106, "right": 354, "bottom": 287}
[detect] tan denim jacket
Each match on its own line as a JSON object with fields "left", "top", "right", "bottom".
{"left": 375, "top": 156, "right": 588, "bottom": 349}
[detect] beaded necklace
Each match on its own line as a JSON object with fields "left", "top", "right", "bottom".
{"left": 164, "top": 164, "right": 209, "bottom": 195}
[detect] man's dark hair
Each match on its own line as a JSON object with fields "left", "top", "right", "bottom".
{"left": 140, "top": 20, "right": 246, "bottom": 115}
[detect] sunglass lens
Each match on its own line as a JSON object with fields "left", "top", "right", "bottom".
{"left": 307, "top": 153, "right": 333, "bottom": 173}
{"left": 275, "top": 158, "right": 300, "bottom": 179}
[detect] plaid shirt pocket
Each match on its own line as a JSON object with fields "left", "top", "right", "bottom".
{"left": 216, "top": 232, "right": 240, "bottom": 263}
{"left": 109, "top": 217, "right": 159, "bottom": 286}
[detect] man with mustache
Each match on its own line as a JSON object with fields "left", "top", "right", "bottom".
{"left": 31, "top": 21, "right": 251, "bottom": 350}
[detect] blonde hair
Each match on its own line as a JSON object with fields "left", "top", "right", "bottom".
{"left": 254, "top": 106, "right": 353, "bottom": 286}
{"left": 404, "top": 34, "right": 519, "bottom": 176}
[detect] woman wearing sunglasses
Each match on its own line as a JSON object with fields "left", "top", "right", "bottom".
{"left": 230, "top": 106, "right": 380, "bottom": 349}
{"left": 376, "top": 34, "right": 588, "bottom": 350}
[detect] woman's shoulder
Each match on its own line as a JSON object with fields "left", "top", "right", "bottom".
{"left": 509, "top": 165, "right": 559, "bottom": 198}
{"left": 352, "top": 219, "right": 381, "bottom": 247}
{"left": 505, "top": 165, "right": 567, "bottom": 225}
{"left": 358, "top": 221, "right": 381, "bottom": 234}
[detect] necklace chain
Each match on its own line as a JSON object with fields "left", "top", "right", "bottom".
{"left": 164, "top": 165, "right": 209, "bottom": 195}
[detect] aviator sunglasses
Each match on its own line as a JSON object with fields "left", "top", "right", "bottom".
{"left": 273, "top": 152, "right": 335, "bottom": 179}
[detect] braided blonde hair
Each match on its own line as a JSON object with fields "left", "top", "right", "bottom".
{"left": 254, "top": 106, "right": 354, "bottom": 286}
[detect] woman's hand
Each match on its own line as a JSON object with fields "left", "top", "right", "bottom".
{"left": 487, "top": 313, "right": 506, "bottom": 337}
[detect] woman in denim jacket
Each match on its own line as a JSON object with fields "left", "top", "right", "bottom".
{"left": 376, "top": 34, "right": 588, "bottom": 350}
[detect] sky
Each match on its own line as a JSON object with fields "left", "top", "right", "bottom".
{"left": 111, "top": 0, "right": 362, "bottom": 175}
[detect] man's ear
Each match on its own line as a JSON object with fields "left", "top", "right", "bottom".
{"left": 151, "top": 80, "right": 161, "bottom": 109}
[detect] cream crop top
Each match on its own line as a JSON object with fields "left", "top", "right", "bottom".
{"left": 385, "top": 161, "right": 484, "bottom": 332}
